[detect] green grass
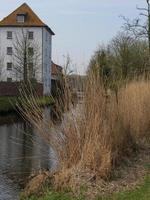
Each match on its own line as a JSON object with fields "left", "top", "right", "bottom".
{"left": 0, "top": 96, "right": 18, "bottom": 112}
{"left": 26, "top": 191, "right": 84, "bottom": 200}
{"left": 24, "top": 176, "right": 150, "bottom": 200}
{"left": 0, "top": 96, "right": 54, "bottom": 113}
{"left": 97, "top": 176, "right": 150, "bottom": 200}
{"left": 37, "top": 96, "right": 54, "bottom": 107}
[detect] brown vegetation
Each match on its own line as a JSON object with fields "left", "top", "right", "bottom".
{"left": 19, "top": 73, "right": 150, "bottom": 198}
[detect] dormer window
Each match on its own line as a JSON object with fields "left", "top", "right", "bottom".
{"left": 17, "top": 13, "right": 26, "bottom": 23}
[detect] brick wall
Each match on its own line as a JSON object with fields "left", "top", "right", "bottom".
{"left": 0, "top": 82, "right": 43, "bottom": 96}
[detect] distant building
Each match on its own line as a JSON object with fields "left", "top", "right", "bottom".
{"left": 51, "top": 61, "right": 63, "bottom": 96}
{"left": 51, "top": 61, "right": 63, "bottom": 80}
{"left": 0, "top": 3, "right": 55, "bottom": 95}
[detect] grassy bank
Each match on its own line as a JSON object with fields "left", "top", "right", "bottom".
{"left": 24, "top": 175, "right": 150, "bottom": 200}
{"left": 0, "top": 96, "right": 54, "bottom": 113}
{"left": 99, "top": 176, "right": 150, "bottom": 200}
{"left": 0, "top": 96, "right": 18, "bottom": 113}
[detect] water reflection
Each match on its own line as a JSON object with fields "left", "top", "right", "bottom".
{"left": 0, "top": 108, "right": 54, "bottom": 200}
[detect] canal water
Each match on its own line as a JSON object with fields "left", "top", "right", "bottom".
{"left": 0, "top": 109, "right": 54, "bottom": 200}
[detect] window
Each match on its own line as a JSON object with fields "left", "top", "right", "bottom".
{"left": 7, "top": 62, "right": 12, "bottom": 70}
{"left": 7, "top": 47, "right": 12, "bottom": 55}
{"left": 28, "top": 31, "right": 33, "bottom": 39}
{"left": 7, "top": 31, "right": 12, "bottom": 39}
{"left": 17, "top": 14, "right": 25, "bottom": 23}
{"left": 7, "top": 77, "right": 12, "bottom": 82}
{"left": 28, "top": 47, "right": 34, "bottom": 56}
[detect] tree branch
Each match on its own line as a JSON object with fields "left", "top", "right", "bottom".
{"left": 136, "top": 5, "right": 148, "bottom": 12}
{"left": 139, "top": 13, "right": 148, "bottom": 17}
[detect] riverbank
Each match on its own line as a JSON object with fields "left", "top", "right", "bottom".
{"left": 22, "top": 175, "right": 150, "bottom": 200}
{"left": 20, "top": 79, "right": 150, "bottom": 200}
{"left": 0, "top": 96, "right": 54, "bottom": 114}
{"left": 21, "top": 144, "right": 150, "bottom": 200}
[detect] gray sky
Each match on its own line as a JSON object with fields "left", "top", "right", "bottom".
{"left": 0, "top": 0, "right": 146, "bottom": 74}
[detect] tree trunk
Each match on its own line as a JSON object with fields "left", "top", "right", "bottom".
{"left": 23, "top": 42, "right": 28, "bottom": 84}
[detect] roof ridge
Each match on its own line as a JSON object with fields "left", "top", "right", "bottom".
{"left": 0, "top": 3, "right": 55, "bottom": 35}
{"left": 0, "top": 3, "right": 26, "bottom": 22}
{"left": 21, "top": 3, "right": 45, "bottom": 25}
{"left": 0, "top": 3, "right": 45, "bottom": 25}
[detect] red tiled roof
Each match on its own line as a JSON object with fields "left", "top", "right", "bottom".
{"left": 51, "top": 62, "right": 63, "bottom": 75}
{"left": 0, "top": 3, "right": 55, "bottom": 35}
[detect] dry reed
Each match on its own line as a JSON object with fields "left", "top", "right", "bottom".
{"left": 18, "top": 74, "right": 150, "bottom": 192}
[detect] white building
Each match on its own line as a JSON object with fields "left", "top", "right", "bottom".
{"left": 0, "top": 3, "right": 55, "bottom": 95}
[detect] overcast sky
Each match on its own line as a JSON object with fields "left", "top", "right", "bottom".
{"left": 0, "top": 0, "right": 146, "bottom": 74}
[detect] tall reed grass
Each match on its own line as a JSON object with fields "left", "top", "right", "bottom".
{"left": 18, "top": 74, "right": 150, "bottom": 191}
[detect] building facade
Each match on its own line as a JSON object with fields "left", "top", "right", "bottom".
{"left": 0, "top": 3, "right": 54, "bottom": 95}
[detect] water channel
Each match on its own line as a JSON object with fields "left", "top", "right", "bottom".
{"left": 0, "top": 108, "right": 55, "bottom": 200}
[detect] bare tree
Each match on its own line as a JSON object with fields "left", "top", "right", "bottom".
{"left": 110, "top": 33, "right": 135, "bottom": 78}
{"left": 122, "top": 0, "right": 150, "bottom": 66}
{"left": 110, "top": 33, "right": 149, "bottom": 77}
{"left": 88, "top": 32, "right": 149, "bottom": 81}
{"left": 63, "top": 54, "right": 74, "bottom": 76}
{"left": 12, "top": 29, "right": 41, "bottom": 84}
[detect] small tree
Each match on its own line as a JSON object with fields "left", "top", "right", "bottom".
{"left": 122, "top": 0, "right": 150, "bottom": 68}
{"left": 110, "top": 33, "right": 149, "bottom": 77}
{"left": 110, "top": 33, "right": 134, "bottom": 78}
{"left": 88, "top": 46, "right": 111, "bottom": 77}
{"left": 88, "top": 45, "right": 112, "bottom": 89}
{"left": 12, "top": 29, "right": 41, "bottom": 85}
{"left": 88, "top": 33, "right": 149, "bottom": 83}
